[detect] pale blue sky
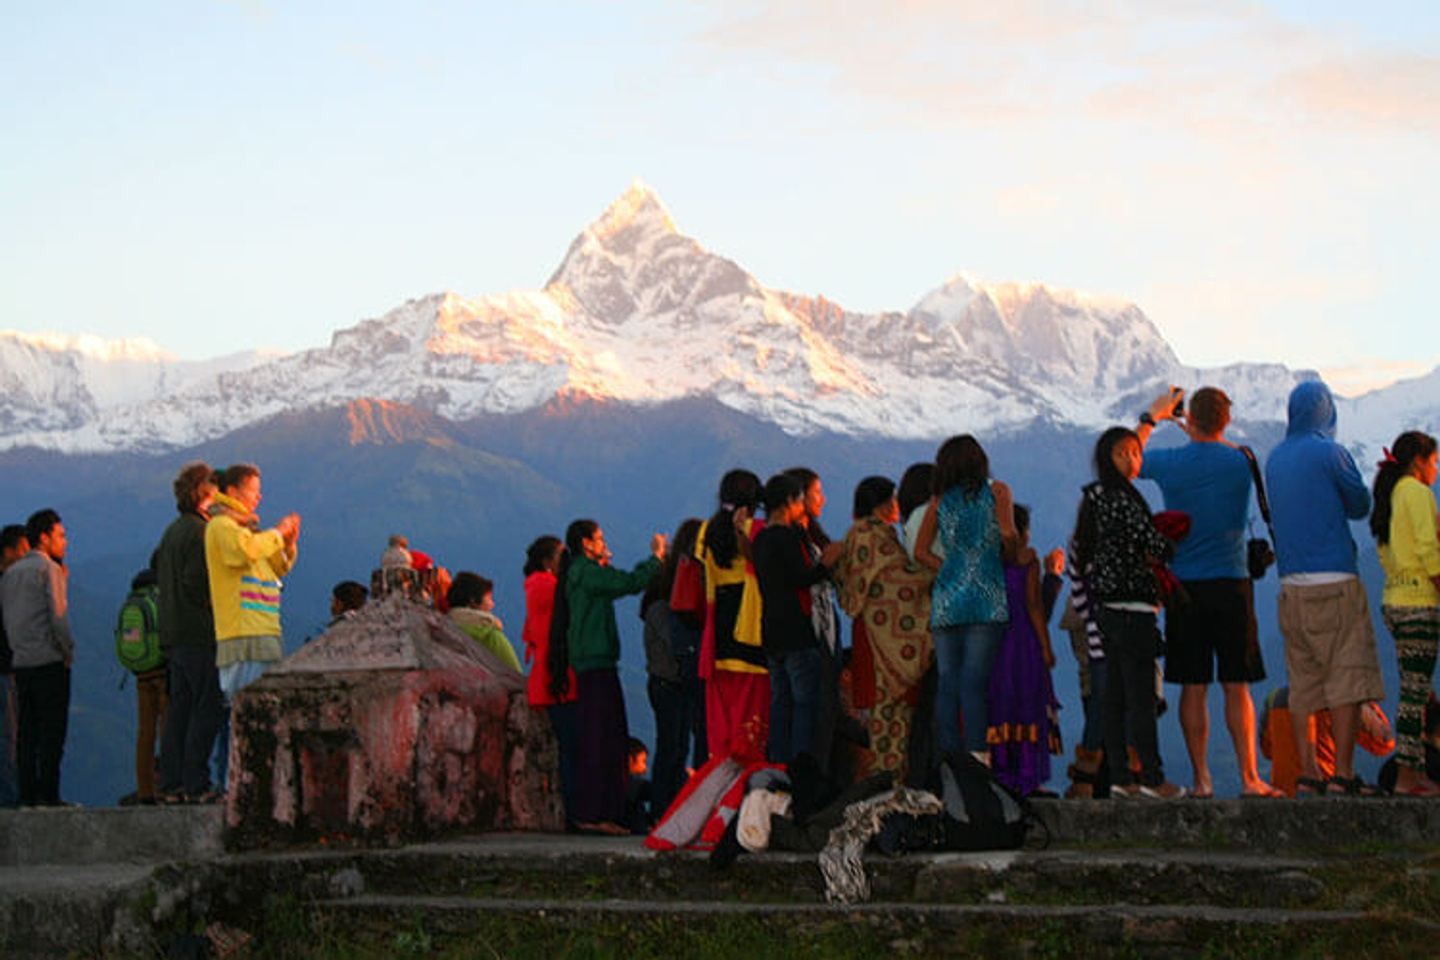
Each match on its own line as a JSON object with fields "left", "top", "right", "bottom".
{"left": 3, "top": 1, "right": 1437, "bottom": 385}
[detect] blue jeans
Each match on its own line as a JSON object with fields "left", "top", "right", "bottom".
{"left": 0, "top": 675, "right": 17, "bottom": 808}
{"left": 933, "top": 622, "right": 1005, "bottom": 756}
{"left": 767, "top": 647, "right": 824, "bottom": 765}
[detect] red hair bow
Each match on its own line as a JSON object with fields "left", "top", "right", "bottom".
{"left": 1378, "top": 447, "right": 1399, "bottom": 469}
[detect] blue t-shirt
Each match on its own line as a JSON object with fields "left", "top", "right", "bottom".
{"left": 1139, "top": 441, "right": 1252, "bottom": 580}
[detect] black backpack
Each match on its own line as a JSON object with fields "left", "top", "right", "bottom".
{"left": 932, "top": 752, "right": 1039, "bottom": 851}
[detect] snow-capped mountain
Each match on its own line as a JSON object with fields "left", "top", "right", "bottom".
{"left": 0, "top": 332, "right": 277, "bottom": 439}
{"left": 0, "top": 181, "right": 1428, "bottom": 453}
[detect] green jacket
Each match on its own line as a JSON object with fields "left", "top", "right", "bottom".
{"left": 566, "top": 554, "right": 659, "bottom": 673}
{"left": 450, "top": 607, "right": 521, "bottom": 673}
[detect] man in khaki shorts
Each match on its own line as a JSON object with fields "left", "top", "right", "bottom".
{"left": 1265, "top": 381, "right": 1385, "bottom": 795}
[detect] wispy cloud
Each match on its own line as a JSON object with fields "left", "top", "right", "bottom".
{"left": 1321, "top": 356, "right": 1440, "bottom": 397}
{"left": 695, "top": 1, "right": 1440, "bottom": 140}
{"left": 1278, "top": 53, "right": 1440, "bottom": 135}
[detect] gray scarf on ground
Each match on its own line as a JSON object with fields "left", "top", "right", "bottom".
{"left": 818, "top": 786, "right": 943, "bottom": 904}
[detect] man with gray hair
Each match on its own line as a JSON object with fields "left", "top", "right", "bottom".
{"left": 1137, "top": 386, "right": 1280, "bottom": 798}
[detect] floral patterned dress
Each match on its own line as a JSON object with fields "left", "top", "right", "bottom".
{"left": 836, "top": 517, "right": 935, "bottom": 778}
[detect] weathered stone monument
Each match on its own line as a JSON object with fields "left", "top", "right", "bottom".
{"left": 225, "top": 594, "right": 562, "bottom": 848}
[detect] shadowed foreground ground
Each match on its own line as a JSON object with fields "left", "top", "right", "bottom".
{"left": 3, "top": 799, "right": 1439, "bottom": 958}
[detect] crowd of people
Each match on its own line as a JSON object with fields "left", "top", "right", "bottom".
{"left": 0, "top": 378, "right": 1437, "bottom": 826}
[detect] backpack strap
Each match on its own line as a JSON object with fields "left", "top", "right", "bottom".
{"left": 1239, "top": 446, "right": 1277, "bottom": 545}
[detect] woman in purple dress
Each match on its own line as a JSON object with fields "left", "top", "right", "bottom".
{"left": 987, "top": 504, "right": 1061, "bottom": 795}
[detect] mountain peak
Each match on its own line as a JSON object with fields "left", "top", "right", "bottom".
{"left": 588, "top": 178, "right": 676, "bottom": 243}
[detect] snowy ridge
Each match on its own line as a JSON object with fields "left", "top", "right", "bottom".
{"left": 0, "top": 181, "right": 1431, "bottom": 453}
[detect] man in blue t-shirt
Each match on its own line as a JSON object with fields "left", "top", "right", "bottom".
{"left": 1137, "top": 387, "right": 1281, "bottom": 799}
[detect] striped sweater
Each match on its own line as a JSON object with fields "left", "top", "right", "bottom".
{"left": 204, "top": 492, "right": 296, "bottom": 666}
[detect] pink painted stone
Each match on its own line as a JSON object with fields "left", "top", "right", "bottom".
{"left": 226, "top": 594, "right": 563, "bottom": 848}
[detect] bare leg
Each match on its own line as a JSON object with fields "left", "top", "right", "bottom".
{"left": 1329, "top": 702, "right": 1359, "bottom": 781}
{"left": 1290, "top": 707, "right": 1320, "bottom": 783}
{"left": 1224, "top": 683, "right": 1277, "bottom": 794}
{"left": 1179, "top": 684, "right": 1212, "bottom": 796}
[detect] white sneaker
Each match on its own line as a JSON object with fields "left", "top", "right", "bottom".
{"left": 1136, "top": 782, "right": 1188, "bottom": 800}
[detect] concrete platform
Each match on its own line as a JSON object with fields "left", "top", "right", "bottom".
{"left": 3, "top": 799, "right": 1439, "bottom": 958}
{"left": 0, "top": 804, "right": 224, "bottom": 867}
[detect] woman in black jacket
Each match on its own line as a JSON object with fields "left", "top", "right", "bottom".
{"left": 1072, "top": 426, "right": 1186, "bottom": 799}
{"left": 753, "top": 474, "right": 842, "bottom": 765}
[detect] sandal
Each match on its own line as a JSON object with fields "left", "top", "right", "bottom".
{"left": 1393, "top": 779, "right": 1440, "bottom": 798}
{"left": 1295, "top": 776, "right": 1328, "bottom": 798}
{"left": 1326, "top": 776, "right": 1382, "bottom": 798}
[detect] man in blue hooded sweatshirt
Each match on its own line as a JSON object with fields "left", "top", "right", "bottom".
{"left": 1265, "top": 380, "right": 1384, "bottom": 795}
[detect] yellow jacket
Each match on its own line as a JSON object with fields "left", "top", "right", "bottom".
{"left": 697, "top": 518, "right": 766, "bottom": 675}
{"left": 1380, "top": 476, "right": 1440, "bottom": 608}
{"left": 205, "top": 492, "right": 297, "bottom": 665}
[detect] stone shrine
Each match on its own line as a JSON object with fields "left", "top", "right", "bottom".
{"left": 225, "top": 594, "right": 563, "bottom": 848}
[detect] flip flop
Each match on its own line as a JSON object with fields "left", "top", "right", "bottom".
{"left": 1241, "top": 784, "right": 1284, "bottom": 799}
{"left": 1392, "top": 779, "right": 1440, "bottom": 798}
{"left": 1295, "top": 777, "right": 1328, "bottom": 798}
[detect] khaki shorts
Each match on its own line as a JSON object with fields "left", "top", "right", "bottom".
{"left": 1278, "top": 578, "right": 1385, "bottom": 715}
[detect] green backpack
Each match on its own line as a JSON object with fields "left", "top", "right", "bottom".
{"left": 115, "top": 584, "right": 164, "bottom": 675}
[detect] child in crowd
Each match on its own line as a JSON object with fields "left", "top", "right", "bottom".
{"left": 986, "top": 505, "right": 1061, "bottom": 796}
{"left": 447, "top": 572, "right": 520, "bottom": 672}
{"left": 1259, "top": 687, "right": 1394, "bottom": 796}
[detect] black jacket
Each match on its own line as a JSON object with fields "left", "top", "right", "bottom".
{"left": 155, "top": 512, "right": 216, "bottom": 649}
{"left": 753, "top": 524, "right": 830, "bottom": 656}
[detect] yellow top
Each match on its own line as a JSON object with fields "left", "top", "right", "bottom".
{"left": 1380, "top": 476, "right": 1440, "bottom": 608}
{"left": 696, "top": 518, "right": 766, "bottom": 675}
{"left": 205, "top": 492, "right": 297, "bottom": 664}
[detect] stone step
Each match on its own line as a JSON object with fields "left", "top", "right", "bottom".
{"left": 0, "top": 863, "right": 155, "bottom": 958}
{"left": 0, "top": 805, "right": 224, "bottom": 867}
{"left": 211, "top": 833, "right": 1430, "bottom": 913}
{"left": 1030, "top": 795, "right": 1440, "bottom": 851}
{"left": 311, "top": 893, "right": 1411, "bottom": 957}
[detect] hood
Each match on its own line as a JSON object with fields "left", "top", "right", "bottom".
{"left": 1285, "top": 380, "right": 1337, "bottom": 439}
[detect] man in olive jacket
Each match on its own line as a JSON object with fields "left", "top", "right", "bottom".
{"left": 155, "top": 462, "right": 223, "bottom": 801}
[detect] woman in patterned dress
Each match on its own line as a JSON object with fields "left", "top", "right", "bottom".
{"left": 834, "top": 476, "right": 934, "bottom": 778}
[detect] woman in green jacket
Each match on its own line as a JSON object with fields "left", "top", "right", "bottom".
{"left": 548, "top": 519, "right": 665, "bottom": 833}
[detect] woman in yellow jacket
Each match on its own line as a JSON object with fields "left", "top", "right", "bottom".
{"left": 696, "top": 470, "right": 769, "bottom": 759}
{"left": 205, "top": 464, "right": 299, "bottom": 702}
{"left": 1371, "top": 432, "right": 1440, "bottom": 796}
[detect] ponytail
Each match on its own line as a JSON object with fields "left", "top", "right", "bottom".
{"left": 523, "top": 535, "right": 561, "bottom": 578}
{"left": 703, "top": 469, "right": 761, "bottom": 568}
{"left": 1371, "top": 432, "right": 1438, "bottom": 545}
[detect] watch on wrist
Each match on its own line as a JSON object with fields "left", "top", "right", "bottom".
{"left": 1139, "top": 412, "right": 1157, "bottom": 427}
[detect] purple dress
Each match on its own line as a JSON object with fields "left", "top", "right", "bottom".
{"left": 987, "top": 562, "right": 1061, "bottom": 795}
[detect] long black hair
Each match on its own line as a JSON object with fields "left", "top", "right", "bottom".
{"left": 785, "top": 466, "right": 831, "bottom": 548}
{"left": 933, "top": 436, "right": 988, "bottom": 501}
{"left": 852, "top": 475, "right": 896, "bottom": 521}
{"left": 1071, "top": 426, "right": 1146, "bottom": 571}
{"left": 1093, "top": 426, "right": 1142, "bottom": 492}
{"left": 546, "top": 519, "right": 597, "bottom": 701}
{"left": 703, "top": 470, "right": 761, "bottom": 568}
{"left": 642, "top": 517, "right": 703, "bottom": 617}
{"left": 523, "top": 535, "right": 562, "bottom": 577}
{"left": 897, "top": 462, "right": 934, "bottom": 524}
{"left": 1371, "top": 431, "right": 1438, "bottom": 545}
